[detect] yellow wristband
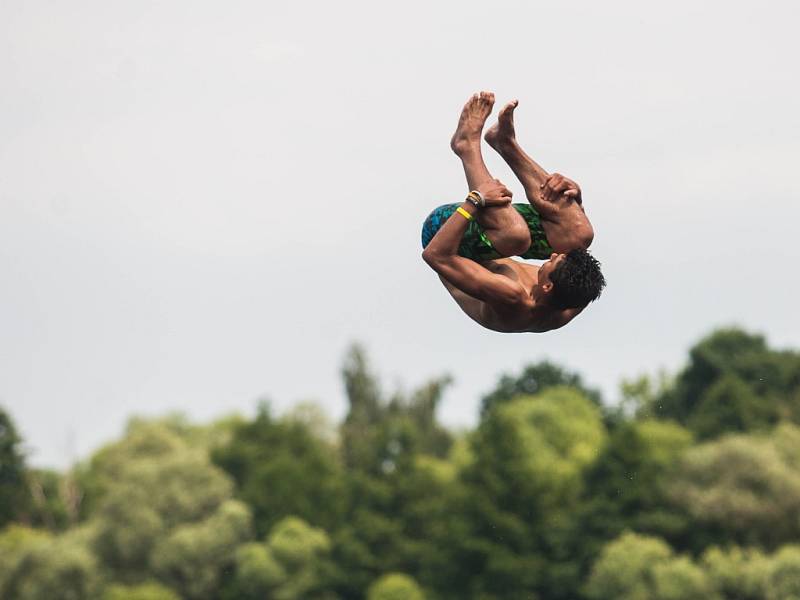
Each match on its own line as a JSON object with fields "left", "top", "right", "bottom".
{"left": 456, "top": 206, "right": 474, "bottom": 221}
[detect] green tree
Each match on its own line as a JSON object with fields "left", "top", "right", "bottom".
{"left": 224, "top": 516, "right": 333, "bottom": 600}
{"left": 212, "top": 402, "right": 345, "bottom": 536}
{"left": 91, "top": 448, "right": 235, "bottom": 580}
{"left": 651, "top": 556, "right": 717, "bottom": 600}
{"left": 668, "top": 425, "right": 800, "bottom": 549}
{"left": 268, "top": 516, "right": 332, "bottom": 599}
{"left": 0, "top": 525, "right": 49, "bottom": 593}
{"left": 341, "top": 344, "right": 385, "bottom": 471}
{"left": 151, "top": 500, "right": 252, "bottom": 600}
{"left": 655, "top": 328, "right": 800, "bottom": 438}
{"left": 322, "top": 346, "right": 454, "bottom": 599}
{"left": 103, "top": 581, "right": 181, "bottom": 600}
{"left": 480, "top": 360, "right": 602, "bottom": 416}
{"left": 390, "top": 376, "right": 454, "bottom": 458}
{"left": 586, "top": 532, "right": 716, "bottom": 600}
{"left": 579, "top": 419, "right": 694, "bottom": 558}
{"left": 23, "top": 467, "right": 81, "bottom": 531}
{"left": 0, "top": 525, "right": 102, "bottom": 600}
{"left": 78, "top": 416, "right": 231, "bottom": 518}
{"left": 367, "top": 573, "right": 425, "bottom": 600}
{"left": 326, "top": 344, "right": 456, "bottom": 599}
{"left": 329, "top": 430, "right": 457, "bottom": 599}
{"left": 700, "top": 546, "right": 770, "bottom": 600}
{"left": 585, "top": 531, "right": 672, "bottom": 599}
{"left": 340, "top": 344, "right": 452, "bottom": 473}
{"left": 225, "top": 542, "right": 285, "bottom": 599}
{"left": 78, "top": 417, "right": 245, "bottom": 595}
{"left": 766, "top": 546, "right": 800, "bottom": 600}
{"left": 449, "top": 387, "right": 606, "bottom": 599}
{"left": 0, "top": 406, "right": 27, "bottom": 527}
{"left": 618, "top": 371, "right": 673, "bottom": 418}
{"left": 686, "top": 374, "right": 774, "bottom": 440}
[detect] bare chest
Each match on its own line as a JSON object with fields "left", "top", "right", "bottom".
{"left": 483, "top": 259, "right": 539, "bottom": 289}
{"left": 455, "top": 260, "right": 543, "bottom": 332}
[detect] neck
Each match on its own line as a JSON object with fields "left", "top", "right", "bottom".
{"left": 531, "top": 284, "right": 552, "bottom": 307}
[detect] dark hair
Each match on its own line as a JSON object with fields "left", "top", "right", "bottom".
{"left": 549, "top": 249, "right": 606, "bottom": 309}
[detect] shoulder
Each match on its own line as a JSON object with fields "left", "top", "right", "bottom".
{"left": 488, "top": 279, "right": 534, "bottom": 309}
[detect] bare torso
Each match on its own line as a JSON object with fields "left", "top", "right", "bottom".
{"left": 438, "top": 258, "right": 582, "bottom": 333}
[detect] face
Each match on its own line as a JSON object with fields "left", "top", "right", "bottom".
{"left": 538, "top": 253, "right": 567, "bottom": 286}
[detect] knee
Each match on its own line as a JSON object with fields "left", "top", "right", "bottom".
{"left": 549, "top": 223, "right": 594, "bottom": 253}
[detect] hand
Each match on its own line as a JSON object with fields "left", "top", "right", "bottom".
{"left": 540, "top": 173, "right": 582, "bottom": 205}
{"left": 476, "top": 178, "right": 513, "bottom": 206}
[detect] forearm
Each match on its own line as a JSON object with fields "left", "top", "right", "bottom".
{"left": 421, "top": 201, "right": 478, "bottom": 265}
{"left": 422, "top": 207, "right": 526, "bottom": 306}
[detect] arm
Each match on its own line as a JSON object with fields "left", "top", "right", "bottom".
{"left": 422, "top": 183, "right": 532, "bottom": 307}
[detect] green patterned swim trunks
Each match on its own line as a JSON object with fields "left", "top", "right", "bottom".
{"left": 421, "top": 203, "right": 555, "bottom": 261}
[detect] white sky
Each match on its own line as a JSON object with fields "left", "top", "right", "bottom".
{"left": 2, "top": 0, "right": 799, "bottom": 468}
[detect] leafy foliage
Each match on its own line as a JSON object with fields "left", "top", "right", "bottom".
{"left": 668, "top": 425, "right": 800, "bottom": 549}
{"left": 212, "top": 402, "right": 344, "bottom": 536}
{"left": 2, "top": 327, "right": 800, "bottom": 599}
{"left": 103, "top": 581, "right": 180, "bottom": 600}
{"left": 585, "top": 532, "right": 714, "bottom": 600}
{"left": 0, "top": 406, "right": 27, "bottom": 527}
{"left": 0, "top": 525, "right": 102, "bottom": 600}
{"left": 579, "top": 419, "right": 694, "bottom": 557}
{"left": 367, "top": 573, "right": 425, "bottom": 600}
{"left": 223, "top": 516, "right": 332, "bottom": 600}
{"left": 480, "top": 360, "right": 602, "bottom": 416}
{"left": 655, "top": 328, "right": 800, "bottom": 438}
{"left": 448, "top": 387, "right": 606, "bottom": 599}
{"left": 151, "top": 500, "right": 252, "bottom": 599}
{"left": 700, "top": 546, "right": 771, "bottom": 600}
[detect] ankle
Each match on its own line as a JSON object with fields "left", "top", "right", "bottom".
{"left": 495, "top": 137, "right": 519, "bottom": 156}
{"left": 452, "top": 139, "right": 481, "bottom": 158}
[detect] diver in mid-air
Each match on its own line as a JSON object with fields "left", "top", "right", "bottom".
{"left": 421, "top": 91, "right": 606, "bottom": 333}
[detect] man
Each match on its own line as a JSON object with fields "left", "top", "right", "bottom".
{"left": 421, "top": 91, "right": 605, "bottom": 333}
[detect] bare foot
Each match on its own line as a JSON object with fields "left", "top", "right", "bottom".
{"left": 450, "top": 91, "right": 495, "bottom": 156}
{"left": 484, "top": 99, "right": 519, "bottom": 152}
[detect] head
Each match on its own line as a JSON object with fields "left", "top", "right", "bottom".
{"left": 535, "top": 249, "right": 606, "bottom": 309}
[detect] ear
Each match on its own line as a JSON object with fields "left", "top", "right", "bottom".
{"left": 542, "top": 282, "right": 554, "bottom": 294}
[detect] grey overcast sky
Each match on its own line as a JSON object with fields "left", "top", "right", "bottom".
{"left": 2, "top": 0, "right": 799, "bottom": 468}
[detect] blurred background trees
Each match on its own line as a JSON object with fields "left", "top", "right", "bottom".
{"left": 3, "top": 326, "right": 800, "bottom": 599}
{"left": 0, "top": 408, "right": 27, "bottom": 528}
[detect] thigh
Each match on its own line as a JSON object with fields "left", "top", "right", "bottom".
{"left": 475, "top": 203, "right": 526, "bottom": 233}
{"left": 475, "top": 204, "right": 531, "bottom": 257}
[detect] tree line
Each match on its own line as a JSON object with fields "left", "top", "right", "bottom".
{"left": 2, "top": 326, "right": 800, "bottom": 599}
